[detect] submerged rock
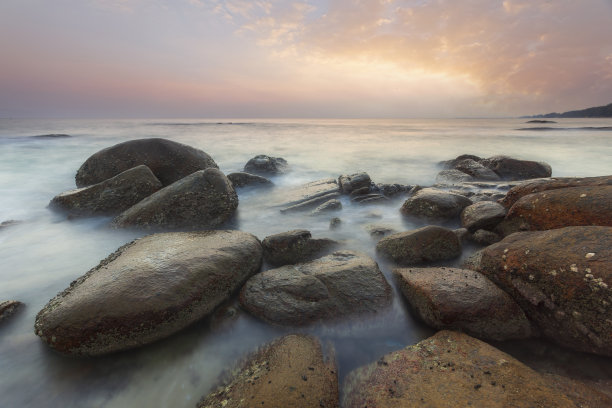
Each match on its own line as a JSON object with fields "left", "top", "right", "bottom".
{"left": 243, "top": 154, "right": 288, "bottom": 174}
{"left": 400, "top": 188, "right": 472, "bottom": 220}
{"left": 34, "top": 230, "right": 262, "bottom": 356}
{"left": 310, "top": 199, "right": 342, "bottom": 215}
{"left": 342, "top": 330, "right": 576, "bottom": 408}
{"left": 261, "top": 229, "right": 338, "bottom": 266}
{"left": 112, "top": 168, "right": 237, "bottom": 230}
{"left": 472, "top": 226, "right": 612, "bottom": 356}
{"left": 394, "top": 267, "right": 532, "bottom": 341}
{"left": 75, "top": 138, "right": 218, "bottom": 187}
{"left": 240, "top": 251, "right": 392, "bottom": 326}
{"left": 364, "top": 224, "right": 397, "bottom": 239}
{"left": 376, "top": 226, "right": 462, "bottom": 265}
{"left": 198, "top": 334, "right": 338, "bottom": 408}
{"left": 0, "top": 300, "right": 24, "bottom": 324}
{"left": 49, "top": 165, "right": 162, "bottom": 217}
{"left": 0, "top": 220, "right": 21, "bottom": 230}
{"left": 227, "top": 172, "right": 272, "bottom": 188}
{"left": 329, "top": 217, "right": 342, "bottom": 230}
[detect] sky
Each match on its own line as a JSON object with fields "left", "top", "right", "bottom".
{"left": 1, "top": 0, "right": 611, "bottom": 118}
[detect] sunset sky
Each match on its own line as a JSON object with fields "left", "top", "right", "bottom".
{"left": 1, "top": 0, "right": 611, "bottom": 118}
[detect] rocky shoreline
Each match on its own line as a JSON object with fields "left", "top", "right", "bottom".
{"left": 3, "top": 137, "right": 611, "bottom": 406}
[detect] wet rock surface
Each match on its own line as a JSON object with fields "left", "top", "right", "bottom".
{"left": 342, "top": 330, "right": 576, "bottom": 408}
{"left": 227, "top": 172, "right": 272, "bottom": 188}
{"left": 461, "top": 201, "right": 507, "bottom": 232}
{"left": 394, "top": 267, "right": 532, "bottom": 341}
{"left": 34, "top": 230, "right": 263, "bottom": 356}
{"left": 376, "top": 225, "right": 462, "bottom": 265}
{"left": 198, "top": 334, "right": 338, "bottom": 408}
{"left": 261, "top": 229, "right": 338, "bottom": 266}
{"left": 240, "top": 251, "right": 392, "bottom": 326}
{"left": 273, "top": 178, "right": 340, "bottom": 213}
{"left": 112, "top": 168, "right": 238, "bottom": 230}
{"left": 401, "top": 188, "right": 472, "bottom": 220}
{"left": 75, "top": 138, "right": 218, "bottom": 187}
{"left": 442, "top": 154, "right": 552, "bottom": 181}
{"left": 472, "top": 226, "right": 612, "bottom": 356}
{"left": 243, "top": 155, "right": 288, "bottom": 174}
{"left": 0, "top": 300, "right": 24, "bottom": 324}
{"left": 49, "top": 165, "right": 162, "bottom": 217}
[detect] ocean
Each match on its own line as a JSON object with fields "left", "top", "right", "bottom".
{"left": 1, "top": 118, "right": 611, "bottom": 407}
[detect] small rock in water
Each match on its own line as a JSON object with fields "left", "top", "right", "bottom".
{"left": 0, "top": 300, "right": 24, "bottom": 324}
{"left": 400, "top": 188, "right": 472, "bottom": 220}
{"left": 243, "top": 154, "right": 288, "bottom": 174}
{"left": 329, "top": 217, "right": 342, "bottom": 230}
{"left": 0, "top": 220, "right": 21, "bottom": 230}
{"left": 338, "top": 172, "right": 371, "bottom": 194}
{"left": 261, "top": 229, "right": 338, "bottom": 266}
{"left": 364, "top": 224, "right": 397, "bottom": 239}
{"left": 310, "top": 199, "right": 342, "bottom": 215}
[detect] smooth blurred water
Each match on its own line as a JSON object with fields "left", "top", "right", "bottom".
{"left": 1, "top": 118, "right": 611, "bottom": 407}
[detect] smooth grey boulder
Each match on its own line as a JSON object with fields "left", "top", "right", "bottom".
{"left": 435, "top": 169, "right": 475, "bottom": 185}
{"left": 112, "top": 168, "right": 238, "bottom": 230}
{"left": 34, "top": 230, "right": 263, "bottom": 356}
{"left": 461, "top": 201, "right": 507, "bottom": 232}
{"left": 75, "top": 138, "right": 218, "bottom": 187}
{"left": 243, "top": 155, "right": 288, "bottom": 174}
{"left": 261, "top": 229, "right": 338, "bottom": 266}
{"left": 394, "top": 267, "right": 532, "bottom": 341}
{"left": 240, "top": 251, "right": 392, "bottom": 326}
{"left": 400, "top": 188, "right": 472, "bottom": 220}
{"left": 376, "top": 225, "right": 462, "bottom": 265}
{"left": 338, "top": 172, "right": 371, "bottom": 194}
{"left": 227, "top": 172, "right": 272, "bottom": 188}
{"left": 49, "top": 165, "right": 162, "bottom": 217}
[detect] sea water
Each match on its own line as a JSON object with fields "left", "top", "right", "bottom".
{"left": 1, "top": 118, "right": 611, "bottom": 407}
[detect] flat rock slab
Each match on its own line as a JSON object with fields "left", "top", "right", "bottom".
{"left": 261, "top": 229, "right": 338, "bottom": 267}
{"left": 472, "top": 226, "right": 612, "bottom": 356}
{"left": 342, "top": 330, "right": 576, "bottom": 408}
{"left": 49, "top": 165, "right": 162, "bottom": 217}
{"left": 76, "top": 138, "right": 218, "bottom": 187}
{"left": 198, "top": 334, "right": 338, "bottom": 408}
{"left": 401, "top": 188, "right": 472, "bottom": 220}
{"left": 394, "top": 267, "right": 531, "bottom": 341}
{"left": 112, "top": 168, "right": 238, "bottom": 230}
{"left": 240, "top": 250, "right": 392, "bottom": 326}
{"left": 376, "top": 225, "right": 462, "bottom": 266}
{"left": 271, "top": 178, "right": 340, "bottom": 212}
{"left": 35, "top": 230, "right": 262, "bottom": 356}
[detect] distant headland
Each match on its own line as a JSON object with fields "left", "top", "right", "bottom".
{"left": 524, "top": 102, "right": 612, "bottom": 118}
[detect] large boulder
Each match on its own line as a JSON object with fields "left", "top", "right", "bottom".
{"left": 34, "top": 230, "right": 262, "bottom": 356}
{"left": 376, "top": 226, "right": 462, "bottom": 265}
{"left": 461, "top": 201, "right": 507, "bottom": 232}
{"left": 0, "top": 300, "right": 23, "bottom": 324}
{"left": 338, "top": 172, "right": 371, "bottom": 194}
{"left": 240, "top": 251, "right": 392, "bottom": 326}
{"left": 112, "top": 168, "right": 238, "bottom": 230}
{"left": 261, "top": 229, "right": 338, "bottom": 266}
{"left": 394, "top": 268, "right": 532, "bottom": 341}
{"left": 75, "top": 138, "right": 218, "bottom": 187}
{"left": 500, "top": 175, "right": 612, "bottom": 208}
{"left": 342, "top": 330, "right": 576, "bottom": 408}
{"left": 501, "top": 185, "right": 612, "bottom": 234}
{"left": 198, "top": 334, "right": 338, "bottom": 408}
{"left": 480, "top": 155, "right": 552, "bottom": 180}
{"left": 471, "top": 226, "right": 612, "bottom": 356}
{"left": 400, "top": 188, "right": 472, "bottom": 220}
{"left": 227, "top": 172, "right": 272, "bottom": 188}
{"left": 49, "top": 165, "right": 162, "bottom": 217}
{"left": 243, "top": 155, "right": 288, "bottom": 174}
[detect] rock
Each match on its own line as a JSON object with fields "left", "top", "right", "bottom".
{"left": 373, "top": 183, "right": 410, "bottom": 197}
{"left": 310, "top": 199, "right": 342, "bottom": 215}
{"left": 454, "top": 158, "right": 501, "bottom": 181}
{"left": 342, "top": 330, "right": 576, "bottom": 408}
{"left": 480, "top": 155, "right": 552, "bottom": 180}
{"left": 243, "top": 155, "right": 288, "bottom": 174}
{"left": 461, "top": 201, "right": 507, "bottom": 232}
{"left": 364, "top": 224, "right": 397, "bottom": 239}
{"left": 0, "top": 300, "right": 24, "bottom": 324}
{"left": 542, "top": 373, "right": 612, "bottom": 408}
{"left": 440, "top": 154, "right": 483, "bottom": 169}
{"left": 394, "top": 268, "right": 531, "bottom": 340}
{"left": 112, "top": 168, "right": 238, "bottom": 230}
{"left": 227, "top": 172, "right": 272, "bottom": 188}
{"left": 198, "top": 334, "right": 338, "bottom": 408}
{"left": 471, "top": 229, "right": 502, "bottom": 245}
{"left": 75, "top": 138, "right": 218, "bottom": 187}
{"left": 261, "top": 229, "right": 338, "bottom": 267}
{"left": 34, "top": 230, "right": 263, "bottom": 356}
{"left": 49, "top": 165, "right": 162, "bottom": 217}
{"left": 329, "top": 217, "right": 342, "bottom": 230}
{"left": 376, "top": 225, "right": 462, "bottom": 265}
{"left": 31, "top": 133, "right": 72, "bottom": 139}
{"left": 502, "top": 185, "right": 612, "bottom": 234}
{"left": 0, "top": 220, "right": 21, "bottom": 230}
{"left": 471, "top": 226, "right": 612, "bottom": 356}
{"left": 280, "top": 192, "right": 341, "bottom": 213}
{"left": 240, "top": 251, "right": 392, "bottom": 326}
{"left": 435, "top": 169, "right": 475, "bottom": 185}
{"left": 499, "top": 175, "right": 612, "bottom": 208}
{"left": 274, "top": 178, "right": 340, "bottom": 213}
{"left": 338, "top": 172, "right": 371, "bottom": 194}
{"left": 400, "top": 188, "right": 472, "bottom": 220}
{"left": 453, "top": 227, "right": 470, "bottom": 243}
{"left": 351, "top": 193, "right": 388, "bottom": 204}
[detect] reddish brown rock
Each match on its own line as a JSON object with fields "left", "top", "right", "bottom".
{"left": 472, "top": 226, "right": 612, "bottom": 356}
{"left": 502, "top": 185, "right": 612, "bottom": 234}
{"left": 342, "top": 330, "right": 575, "bottom": 408}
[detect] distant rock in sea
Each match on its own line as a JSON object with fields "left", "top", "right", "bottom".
{"left": 525, "top": 102, "right": 612, "bottom": 118}
{"left": 30, "top": 134, "right": 72, "bottom": 138}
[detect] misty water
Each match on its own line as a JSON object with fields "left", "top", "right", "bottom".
{"left": 1, "top": 118, "right": 611, "bottom": 407}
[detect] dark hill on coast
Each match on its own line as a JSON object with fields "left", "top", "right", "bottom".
{"left": 525, "top": 102, "right": 612, "bottom": 118}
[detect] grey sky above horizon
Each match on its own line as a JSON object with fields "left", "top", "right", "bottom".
{"left": 1, "top": 0, "right": 611, "bottom": 118}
